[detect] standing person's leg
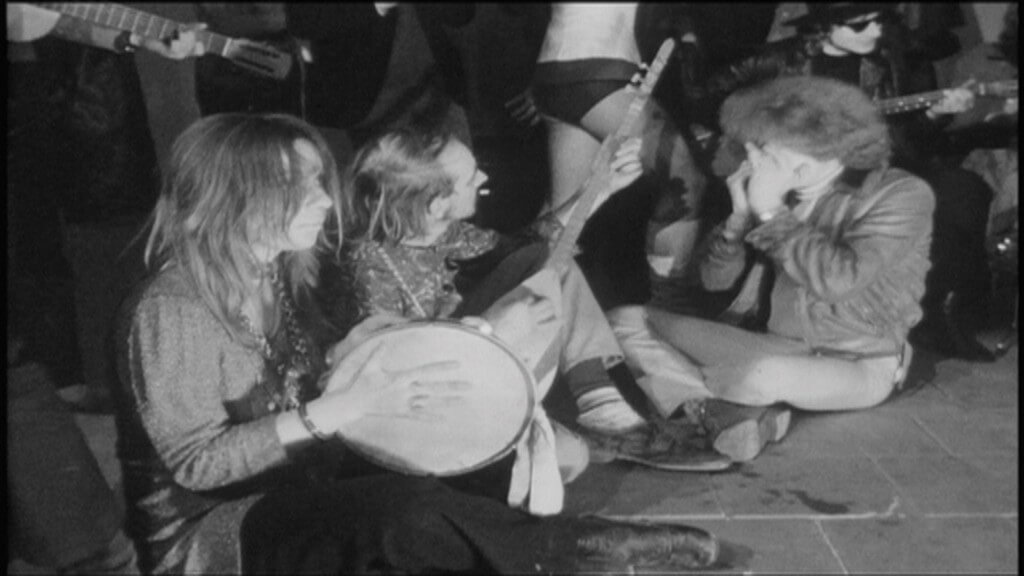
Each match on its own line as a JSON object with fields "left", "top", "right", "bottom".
{"left": 546, "top": 117, "right": 604, "bottom": 209}
{"left": 548, "top": 85, "right": 706, "bottom": 279}
{"left": 913, "top": 165, "right": 996, "bottom": 360}
{"left": 8, "top": 362, "right": 138, "bottom": 574}
{"left": 645, "top": 308, "right": 899, "bottom": 411}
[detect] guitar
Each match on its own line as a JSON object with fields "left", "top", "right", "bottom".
{"left": 7, "top": 3, "right": 292, "bottom": 80}
{"left": 876, "top": 80, "right": 1018, "bottom": 116}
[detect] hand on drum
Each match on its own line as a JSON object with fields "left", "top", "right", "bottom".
{"left": 317, "top": 342, "right": 472, "bottom": 432}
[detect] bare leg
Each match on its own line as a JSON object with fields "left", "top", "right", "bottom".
{"left": 545, "top": 117, "right": 603, "bottom": 210}
{"left": 545, "top": 86, "right": 705, "bottom": 276}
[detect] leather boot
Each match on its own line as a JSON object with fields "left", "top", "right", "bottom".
{"left": 682, "top": 398, "right": 791, "bottom": 462}
{"left": 942, "top": 293, "right": 997, "bottom": 362}
{"left": 538, "top": 516, "right": 720, "bottom": 573}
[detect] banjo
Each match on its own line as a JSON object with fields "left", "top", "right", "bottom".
{"left": 332, "top": 39, "right": 679, "bottom": 477}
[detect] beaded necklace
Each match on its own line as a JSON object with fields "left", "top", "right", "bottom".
{"left": 239, "top": 263, "right": 315, "bottom": 413}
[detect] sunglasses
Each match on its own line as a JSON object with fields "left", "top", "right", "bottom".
{"left": 841, "top": 15, "right": 889, "bottom": 33}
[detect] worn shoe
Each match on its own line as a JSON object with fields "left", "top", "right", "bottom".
{"left": 573, "top": 518, "right": 719, "bottom": 571}
{"left": 581, "top": 423, "right": 732, "bottom": 472}
{"left": 683, "top": 399, "right": 791, "bottom": 462}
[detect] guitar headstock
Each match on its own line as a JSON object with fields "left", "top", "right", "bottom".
{"left": 977, "top": 80, "right": 1019, "bottom": 99}
{"left": 224, "top": 39, "right": 293, "bottom": 80}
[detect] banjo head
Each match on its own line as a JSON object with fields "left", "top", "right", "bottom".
{"left": 333, "top": 321, "right": 536, "bottom": 477}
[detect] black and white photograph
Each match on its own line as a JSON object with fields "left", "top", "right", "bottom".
{"left": 7, "top": 3, "right": 1018, "bottom": 574}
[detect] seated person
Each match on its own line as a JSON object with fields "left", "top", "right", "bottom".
{"left": 624, "top": 76, "right": 933, "bottom": 460}
{"left": 114, "top": 112, "right": 719, "bottom": 574}
{"left": 329, "top": 126, "right": 648, "bottom": 437}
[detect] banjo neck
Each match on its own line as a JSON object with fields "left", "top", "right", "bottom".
{"left": 545, "top": 38, "right": 677, "bottom": 275}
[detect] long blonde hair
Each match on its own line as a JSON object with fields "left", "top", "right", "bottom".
{"left": 144, "top": 113, "right": 340, "bottom": 341}
{"left": 336, "top": 127, "right": 456, "bottom": 246}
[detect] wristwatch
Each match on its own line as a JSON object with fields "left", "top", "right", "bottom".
{"left": 758, "top": 208, "right": 782, "bottom": 223}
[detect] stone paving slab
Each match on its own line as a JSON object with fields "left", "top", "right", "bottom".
{"left": 874, "top": 455, "right": 1019, "bottom": 515}
{"left": 767, "top": 413, "right": 866, "bottom": 459}
{"left": 820, "top": 515, "right": 1019, "bottom": 574}
{"left": 683, "top": 518, "right": 846, "bottom": 574}
{"left": 931, "top": 358, "right": 1020, "bottom": 410}
{"left": 913, "top": 407, "right": 1019, "bottom": 456}
{"left": 564, "top": 462, "right": 723, "bottom": 517}
{"left": 781, "top": 409, "right": 951, "bottom": 458}
{"left": 709, "top": 457, "right": 898, "bottom": 518}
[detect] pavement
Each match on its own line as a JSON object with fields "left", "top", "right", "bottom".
{"left": 10, "top": 330, "right": 1018, "bottom": 574}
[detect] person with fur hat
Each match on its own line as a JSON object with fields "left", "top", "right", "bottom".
{"left": 687, "top": 2, "right": 998, "bottom": 362}
{"left": 637, "top": 76, "right": 933, "bottom": 448}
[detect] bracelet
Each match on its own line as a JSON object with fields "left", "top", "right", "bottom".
{"left": 297, "top": 403, "right": 331, "bottom": 442}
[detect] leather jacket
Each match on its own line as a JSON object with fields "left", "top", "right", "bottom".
{"left": 701, "top": 167, "right": 935, "bottom": 356}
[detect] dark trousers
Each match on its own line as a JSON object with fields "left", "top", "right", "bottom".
{"left": 919, "top": 165, "right": 995, "bottom": 325}
{"left": 7, "top": 363, "right": 138, "bottom": 573}
{"left": 240, "top": 472, "right": 570, "bottom": 574}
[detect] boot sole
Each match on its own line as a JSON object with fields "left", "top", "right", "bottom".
{"left": 713, "top": 407, "right": 791, "bottom": 462}
{"left": 578, "top": 522, "right": 721, "bottom": 570}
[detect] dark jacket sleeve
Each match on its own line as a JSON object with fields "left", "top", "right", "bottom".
{"left": 284, "top": 4, "right": 397, "bottom": 127}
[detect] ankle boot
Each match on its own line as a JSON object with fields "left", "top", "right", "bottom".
{"left": 683, "top": 399, "right": 791, "bottom": 462}
{"left": 539, "top": 516, "right": 720, "bottom": 573}
{"left": 942, "top": 293, "right": 997, "bottom": 363}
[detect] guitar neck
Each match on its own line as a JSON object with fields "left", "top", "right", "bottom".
{"left": 877, "top": 81, "right": 1018, "bottom": 116}
{"left": 876, "top": 90, "right": 948, "bottom": 116}
{"left": 35, "top": 3, "right": 233, "bottom": 58}
{"left": 547, "top": 38, "right": 677, "bottom": 273}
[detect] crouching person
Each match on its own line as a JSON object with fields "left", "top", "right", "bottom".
{"left": 618, "top": 76, "right": 932, "bottom": 461}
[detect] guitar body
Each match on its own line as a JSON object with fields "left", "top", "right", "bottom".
{"left": 7, "top": 4, "right": 60, "bottom": 42}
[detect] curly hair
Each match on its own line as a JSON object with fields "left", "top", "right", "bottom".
{"left": 336, "top": 127, "right": 457, "bottom": 246}
{"left": 719, "top": 75, "right": 891, "bottom": 170}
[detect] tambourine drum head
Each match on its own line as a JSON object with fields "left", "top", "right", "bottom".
{"left": 334, "top": 323, "right": 535, "bottom": 476}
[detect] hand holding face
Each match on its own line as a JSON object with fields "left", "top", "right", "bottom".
{"left": 744, "top": 143, "right": 794, "bottom": 215}
{"left": 725, "top": 159, "right": 753, "bottom": 217}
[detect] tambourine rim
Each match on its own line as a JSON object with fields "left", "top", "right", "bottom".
{"left": 333, "top": 320, "right": 538, "bottom": 477}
